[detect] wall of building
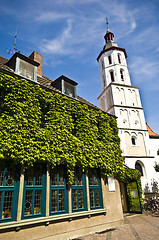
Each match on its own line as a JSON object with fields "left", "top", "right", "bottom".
{"left": 0, "top": 177, "right": 124, "bottom": 240}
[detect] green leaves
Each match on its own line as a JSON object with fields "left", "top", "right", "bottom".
{"left": 0, "top": 71, "right": 140, "bottom": 183}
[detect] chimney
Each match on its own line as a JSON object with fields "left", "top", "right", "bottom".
{"left": 29, "top": 51, "right": 43, "bottom": 77}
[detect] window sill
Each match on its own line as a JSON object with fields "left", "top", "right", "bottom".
{"left": 0, "top": 209, "right": 107, "bottom": 231}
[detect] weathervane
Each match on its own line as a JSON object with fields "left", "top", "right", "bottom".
{"left": 106, "top": 17, "right": 109, "bottom": 30}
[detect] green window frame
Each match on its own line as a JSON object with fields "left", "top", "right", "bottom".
{"left": 0, "top": 162, "right": 20, "bottom": 222}
{"left": 88, "top": 169, "right": 103, "bottom": 210}
{"left": 22, "top": 164, "right": 46, "bottom": 219}
{"left": 50, "top": 166, "right": 68, "bottom": 215}
{"left": 71, "top": 169, "right": 87, "bottom": 212}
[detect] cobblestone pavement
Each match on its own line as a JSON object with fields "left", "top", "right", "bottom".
{"left": 73, "top": 213, "right": 159, "bottom": 240}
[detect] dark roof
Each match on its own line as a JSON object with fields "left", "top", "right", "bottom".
{"left": 97, "top": 46, "right": 127, "bottom": 62}
{"left": 52, "top": 75, "right": 78, "bottom": 86}
{"left": 7, "top": 52, "right": 40, "bottom": 67}
{"left": 0, "top": 55, "right": 98, "bottom": 110}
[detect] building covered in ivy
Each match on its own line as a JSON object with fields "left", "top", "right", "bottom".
{"left": 0, "top": 49, "right": 141, "bottom": 239}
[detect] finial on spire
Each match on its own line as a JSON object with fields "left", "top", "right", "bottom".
{"left": 106, "top": 17, "right": 109, "bottom": 30}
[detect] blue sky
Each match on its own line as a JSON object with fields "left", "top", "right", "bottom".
{"left": 0, "top": 0, "right": 159, "bottom": 133}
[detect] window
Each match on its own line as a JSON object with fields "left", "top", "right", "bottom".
{"left": 135, "top": 120, "right": 139, "bottom": 125}
{"left": 108, "top": 55, "right": 112, "bottom": 65}
{"left": 101, "top": 60, "right": 105, "bottom": 70}
{"left": 123, "top": 119, "right": 127, "bottom": 124}
{"left": 118, "top": 54, "right": 121, "bottom": 64}
{"left": 103, "top": 75, "right": 106, "bottom": 88}
{"left": 135, "top": 162, "right": 143, "bottom": 176}
{"left": 0, "top": 163, "right": 20, "bottom": 222}
{"left": 22, "top": 165, "right": 46, "bottom": 219}
{"left": 64, "top": 82, "right": 75, "bottom": 98}
{"left": 131, "top": 136, "right": 137, "bottom": 146}
{"left": 71, "top": 169, "right": 87, "bottom": 212}
{"left": 19, "top": 59, "right": 36, "bottom": 81}
{"left": 110, "top": 71, "right": 114, "bottom": 82}
{"left": 50, "top": 166, "right": 68, "bottom": 215}
{"left": 88, "top": 169, "right": 103, "bottom": 209}
{"left": 120, "top": 69, "right": 124, "bottom": 81}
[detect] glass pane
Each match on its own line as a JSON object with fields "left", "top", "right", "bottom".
{"left": 2, "top": 191, "right": 13, "bottom": 218}
{"left": 91, "top": 169, "right": 98, "bottom": 185}
{"left": 78, "top": 172, "right": 83, "bottom": 186}
{"left": 26, "top": 168, "right": 34, "bottom": 186}
{"left": 51, "top": 190, "right": 57, "bottom": 212}
{"left": 6, "top": 166, "right": 14, "bottom": 186}
{"left": 95, "top": 189, "right": 100, "bottom": 206}
{"left": 34, "top": 191, "right": 41, "bottom": 214}
{"left": 51, "top": 170, "right": 57, "bottom": 186}
{"left": 0, "top": 192, "right": 1, "bottom": 206}
{"left": 127, "top": 182, "right": 141, "bottom": 212}
{"left": 59, "top": 168, "right": 64, "bottom": 186}
{"left": 25, "top": 190, "right": 33, "bottom": 215}
{"left": 94, "top": 176, "right": 98, "bottom": 186}
{"left": 88, "top": 171, "right": 93, "bottom": 185}
{"left": 90, "top": 189, "right": 95, "bottom": 208}
{"left": 72, "top": 175, "right": 76, "bottom": 185}
{"left": 35, "top": 165, "right": 42, "bottom": 185}
{"left": 59, "top": 190, "right": 65, "bottom": 211}
{"left": 64, "top": 82, "right": 75, "bottom": 98}
{"left": 72, "top": 189, "right": 78, "bottom": 209}
{"left": 0, "top": 163, "right": 5, "bottom": 186}
{"left": 78, "top": 189, "right": 84, "bottom": 208}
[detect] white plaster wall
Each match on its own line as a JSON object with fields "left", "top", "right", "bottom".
{"left": 125, "top": 157, "right": 159, "bottom": 193}
{"left": 149, "top": 138, "right": 159, "bottom": 161}
{"left": 98, "top": 50, "right": 131, "bottom": 90}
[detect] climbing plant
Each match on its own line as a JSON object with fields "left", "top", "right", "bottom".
{"left": 0, "top": 71, "right": 141, "bottom": 183}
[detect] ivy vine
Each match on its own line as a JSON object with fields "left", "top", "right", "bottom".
{"left": 0, "top": 71, "right": 141, "bottom": 185}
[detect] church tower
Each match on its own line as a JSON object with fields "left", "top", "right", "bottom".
{"left": 97, "top": 19, "right": 156, "bottom": 192}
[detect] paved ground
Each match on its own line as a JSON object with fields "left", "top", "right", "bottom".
{"left": 73, "top": 213, "right": 159, "bottom": 240}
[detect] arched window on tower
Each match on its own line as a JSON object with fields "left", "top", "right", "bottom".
{"left": 108, "top": 55, "right": 112, "bottom": 65}
{"left": 131, "top": 136, "right": 137, "bottom": 146}
{"left": 135, "top": 162, "right": 143, "bottom": 176}
{"left": 120, "top": 69, "right": 124, "bottom": 81}
{"left": 110, "top": 71, "right": 114, "bottom": 82}
{"left": 101, "top": 60, "right": 105, "bottom": 70}
{"left": 118, "top": 54, "right": 121, "bottom": 64}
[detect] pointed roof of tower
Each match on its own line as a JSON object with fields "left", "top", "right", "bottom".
{"left": 146, "top": 122, "right": 159, "bottom": 137}
{"left": 97, "top": 19, "right": 127, "bottom": 62}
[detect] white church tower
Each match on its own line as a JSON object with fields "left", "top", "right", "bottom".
{"left": 97, "top": 20, "right": 158, "bottom": 193}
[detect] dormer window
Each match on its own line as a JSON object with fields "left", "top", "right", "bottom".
{"left": 64, "top": 81, "right": 75, "bottom": 98}
{"left": 19, "top": 59, "right": 35, "bottom": 80}
{"left": 7, "top": 52, "right": 39, "bottom": 82}
{"left": 51, "top": 75, "right": 78, "bottom": 99}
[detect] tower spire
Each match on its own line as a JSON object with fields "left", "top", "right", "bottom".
{"left": 106, "top": 17, "right": 109, "bottom": 30}
{"left": 104, "top": 18, "right": 114, "bottom": 44}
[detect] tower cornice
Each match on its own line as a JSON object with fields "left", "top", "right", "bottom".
{"left": 97, "top": 82, "right": 139, "bottom": 100}
{"left": 97, "top": 46, "right": 127, "bottom": 62}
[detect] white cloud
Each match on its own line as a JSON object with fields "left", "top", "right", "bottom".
{"left": 129, "top": 56, "right": 159, "bottom": 91}
{"left": 35, "top": 12, "right": 73, "bottom": 23}
{"left": 38, "top": 0, "right": 138, "bottom": 59}
{"left": 40, "top": 19, "right": 75, "bottom": 55}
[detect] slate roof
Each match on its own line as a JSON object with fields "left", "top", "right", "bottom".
{"left": 0, "top": 55, "right": 98, "bottom": 110}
